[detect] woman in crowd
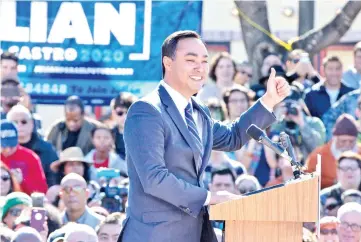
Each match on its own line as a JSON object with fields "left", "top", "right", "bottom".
{"left": 0, "top": 162, "right": 21, "bottom": 197}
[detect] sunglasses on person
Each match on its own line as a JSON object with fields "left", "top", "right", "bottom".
{"left": 291, "top": 59, "right": 300, "bottom": 64}
{"left": 340, "top": 221, "right": 361, "bottom": 232}
{"left": 61, "top": 185, "right": 85, "bottom": 194}
{"left": 338, "top": 165, "right": 360, "bottom": 172}
{"left": 240, "top": 70, "right": 253, "bottom": 78}
{"left": 239, "top": 187, "right": 256, "bottom": 194}
{"left": 325, "top": 203, "right": 340, "bottom": 211}
{"left": 1, "top": 175, "right": 11, "bottom": 182}
{"left": 8, "top": 207, "right": 23, "bottom": 217}
{"left": 320, "top": 228, "right": 337, "bottom": 235}
{"left": 116, "top": 110, "right": 126, "bottom": 116}
{"left": 13, "top": 119, "right": 28, "bottom": 125}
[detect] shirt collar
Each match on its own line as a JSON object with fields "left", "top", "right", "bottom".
{"left": 161, "top": 80, "right": 191, "bottom": 112}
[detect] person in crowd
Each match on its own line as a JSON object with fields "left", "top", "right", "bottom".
{"left": 96, "top": 213, "right": 124, "bottom": 242}
{"left": 270, "top": 85, "right": 326, "bottom": 163}
{"left": 50, "top": 147, "right": 93, "bottom": 184}
{"left": 60, "top": 173, "right": 104, "bottom": 229}
{"left": 235, "top": 174, "right": 262, "bottom": 195}
{"left": 306, "top": 114, "right": 361, "bottom": 189}
{"left": 85, "top": 127, "right": 127, "bottom": 177}
{"left": 0, "top": 52, "right": 18, "bottom": 79}
{"left": 208, "top": 167, "right": 238, "bottom": 194}
{"left": 320, "top": 151, "right": 361, "bottom": 209}
{"left": 342, "top": 190, "right": 361, "bottom": 204}
{"left": 63, "top": 223, "right": 98, "bottom": 242}
{"left": 0, "top": 162, "right": 21, "bottom": 196}
{"left": 285, "top": 49, "right": 320, "bottom": 88}
{"left": 0, "top": 224, "right": 14, "bottom": 242}
{"left": 324, "top": 194, "right": 342, "bottom": 217}
{"left": 266, "top": 157, "right": 295, "bottom": 187}
{"left": 110, "top": 92, "right": 138, "bottom": 160}
{"left": 6, "top": 104, "right": 58, "bottom": 186}
{"left": 204, "top": 98, "right": 227, "bottom": 121}
{"left": 337, "top": 202, "right": 361, "bottom": 242}
{"left": 1, "top": 77, "right": 21, "bottom": 120}
{"left": 10, "top": 227, "right": 43, "bottom": 242}
{"left": 0, "top": 121, "right": 47, "bottom": 194}
{"left": 223, "top": 86, "right": 251, "bottom": 122}
{"left": 322, "top": 89, "right": 360, "bottom": 141}
{"left": 260, "top": 53, "right": 284, "bottom": 78}
{"left": 46, "top": 96, "right": 103, "bottom": 154}
{"left": 234, "top": 61, "right": 253, "bottom": 87}
{"left": 343, "top": 41, "right": 361, "bottom": 89}
{"left": 197, "top": 52, "right": 237, "bottom": 101}
{"left": 204, "top": 151, "right": 246, "bottom": 187}
{"left": 1, "top": 192, "right": 32, "bottom": 229}
{"left": 305, "top": 56, "right": 354, "bottom": 119}
{"left": 319, "top": 216, "right": 339, "bottom": 242}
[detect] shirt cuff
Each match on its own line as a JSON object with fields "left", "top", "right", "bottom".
{"left": 204, "top": 191, "right": 211, "bottom": 206}
{"left": 259, "top": 99, "right": 273, "bottom": 113}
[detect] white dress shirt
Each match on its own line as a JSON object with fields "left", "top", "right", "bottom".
{"left": 162, "top": 81, "right": 273, "bottom": 206}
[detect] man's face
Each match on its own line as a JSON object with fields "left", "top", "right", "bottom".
{"left": 324, "top": 61, "right": 343, "bottom": 87}
{"left": 66, "top": 231, "right": 98, "bottom": 242}
{"left": 337, "top": 158, "right": 361, "bottom": 189}
{"left": 319, "top": 226, "right": 339, "bottom": 242}
{"left": 214, "top": 57, "right": 235, "bottom": 83}
{"left": 92, "top": 129, "right": 113, "bottom": 152}
{"left": 65, "top": 106, "right": 84, "bottom": 132}
{"left": 0, "top": 59, "right": 18, "bottom": 77}
{"left": 163, "top": 37, "right": 209, "bottom": 97}
{"left": 344, "top": 196, "right": 361, "bottom": 205}
{"left": 8, "top": 112, "right": 33, "bottom": 142}
{"left": 337, "top": 212, "right": 361, "bottom": 242}
{"left": 334, "top": 135, "right": 357, "bottom": 152}
{"left": 1, "top": 146, "right": 17, "bottom": 157}
{"left": 60, "top": 178, "right": 88, "bottom": 212}
{"left": 210, "top": 174, "right": 235, "bottom": 193}
{"left": 261, "top": 55, "right": 282, "bottom": 77}
{"left": 112, "top": 106, "right": 128, "bottom": 128}
{"left": 98, "top": 224, "right": 121, "bottom": 242}
{"left": 355, "top": 50, "right": 361, "bottom": 72}
{"left": 2, "top": 204, "right": 28, "bottom": 229}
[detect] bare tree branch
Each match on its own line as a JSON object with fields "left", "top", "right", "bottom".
{"left": 292, "top": 1, "right": 361, "bottom": 54}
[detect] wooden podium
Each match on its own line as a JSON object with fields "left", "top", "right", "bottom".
{"left": 210, "top": 174, "right": 320, "bottom": 242}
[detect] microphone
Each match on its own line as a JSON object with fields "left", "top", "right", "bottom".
{"left": 246, "top": 124, "right": 292, "bottom": 162}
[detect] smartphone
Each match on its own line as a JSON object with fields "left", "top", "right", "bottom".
{"left": 31, "top": 192, "right": 45, "bottom": 208}
{"left": 30, "top": 208, "right": 46, "bottom": 232}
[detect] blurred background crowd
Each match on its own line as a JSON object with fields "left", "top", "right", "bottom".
{"left": 1, "top": 1, "right": 361, "bottom": 242}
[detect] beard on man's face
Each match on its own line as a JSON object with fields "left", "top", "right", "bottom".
{"left": 331, "top": 139, "right": 358, "bottom": 160}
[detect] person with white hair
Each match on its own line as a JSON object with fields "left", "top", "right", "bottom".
{"left": 10, "top": 227, "right": 42, "bottom": 242}
{"left": 64, "top": 223, "right": 98, "bottom": 242}
{"left": 337, "top": 202, "right": 361, "bottom": 242}
{"left": 7, "top": 104, "right": 59, "bottom": 186}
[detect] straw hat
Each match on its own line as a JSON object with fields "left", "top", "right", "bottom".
{"left": 50, "top": 147, "right": 93, "bottom": 172}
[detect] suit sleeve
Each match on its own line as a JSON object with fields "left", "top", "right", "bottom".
{"left": 212, "top": 100, "right": 276, "bottom": 152}
{"left": 124, "top": 101, "right": 208, "bottom": 218}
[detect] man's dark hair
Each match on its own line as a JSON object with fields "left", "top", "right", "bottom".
{"left": 95, "top": 212, "right": 125, "bottom": 234}
{"left": 64, "top": 96, "right": 85, "bottom": 114}
{"left": 209, "top": 52, "right": 237, "bottom": 82}
{"left": 161, "top": 30, "right": 201, "bottom": 77}
{"left": 322, "top": 55, "right": 342, "bottom": 68}
{"left": 211, "top": 167, "right": 236, "bottom": 183}
{"left": 1, "top": 52, "right": 19, "bottom": 64}
{"left": 110, "top": 92, "right": 138, "bottom": 110}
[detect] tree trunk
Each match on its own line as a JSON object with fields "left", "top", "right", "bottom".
{"left": 234, "top": 1, "right": 286, "bottom": 82}
{"left": 298, "top": 1, "right": 315, "bottom": 36}
{"left": 292, "top": 1, "right": 361, "bottom": 54}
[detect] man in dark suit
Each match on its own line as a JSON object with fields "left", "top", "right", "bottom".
{"left": 118, "top": 30, "right": 290, "bottom": 242}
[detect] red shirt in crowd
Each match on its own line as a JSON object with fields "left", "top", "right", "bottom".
{"left": 1, "top": 145, "right": 48, "bottom": 195}
{"left": 93, "top": 153, "right": 109, "bottom": 168}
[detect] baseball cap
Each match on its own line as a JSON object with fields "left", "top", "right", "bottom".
{"left": 0, "top": 120, "right": 18, "bottom": 148}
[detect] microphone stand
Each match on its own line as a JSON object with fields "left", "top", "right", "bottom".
{"left": 278, "top": 132, "right": 303, "bottom": 180}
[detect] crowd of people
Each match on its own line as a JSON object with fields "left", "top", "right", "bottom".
{"left": 1, "top": 40, "right": 361, "bottom": 242}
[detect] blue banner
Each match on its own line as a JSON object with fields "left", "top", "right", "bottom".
{"left": 0, "top": 1, "right": 202, "bottom": 105}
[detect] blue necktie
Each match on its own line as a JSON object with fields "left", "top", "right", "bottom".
{"left": 185, "top": 103, "right": 203, "bottom": 156}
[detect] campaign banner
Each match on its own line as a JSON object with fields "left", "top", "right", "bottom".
{"left": 0, "top": 0, "right": 202, "bottom": 105}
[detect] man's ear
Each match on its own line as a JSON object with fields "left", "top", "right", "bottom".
{"left": 163, "top": 56, "right": 172, "bottom": 73}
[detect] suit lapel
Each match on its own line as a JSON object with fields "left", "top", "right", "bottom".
{"left": 158, "top": 85, "right": 202, "bottom": 165}
{"left": 191, "top": 98, "right": 213, "bottom": 174}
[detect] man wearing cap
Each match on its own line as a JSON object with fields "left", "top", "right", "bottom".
{"left": 319, "top": 216, "right": 339, "bottom": 242}
{"left": 306, "top": 114, "right": 361, "bottom": 189}
{"left": 0, "top": 120, "right": 48, "bottom": 194}
{"left": 1, "top": 192, "right": 32, "bottom": 229}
